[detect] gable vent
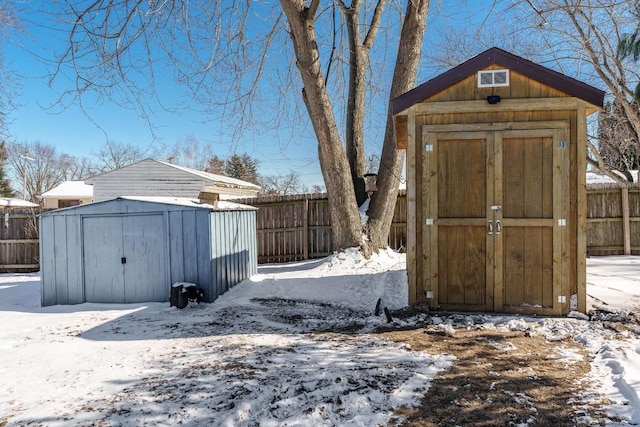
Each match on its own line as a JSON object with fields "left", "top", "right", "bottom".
{"left": 478, "top": 69, "right": 509, "bottom": 88}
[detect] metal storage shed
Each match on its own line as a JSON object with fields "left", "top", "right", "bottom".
{"left": 40, "top": 197, "right": 257, "bottom": 306}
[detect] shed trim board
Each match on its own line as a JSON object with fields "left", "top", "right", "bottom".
{"left": 406, "top": 107, "right": 418, "bottom": 303}
{"left": 394, "top": 99, "right": 599, "bottom": 150}
{"left": 576, "top": 101, "right": 588, "bottom": 313}
{"left": 397, "top": 98, "right": 594, "bottom": 116}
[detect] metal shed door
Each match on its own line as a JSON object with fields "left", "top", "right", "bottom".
{"left": 83, "top": 214, "right": 167, "bottom": 303}
{"left": 423, "top": 123, "right": 569, "bottom": 315}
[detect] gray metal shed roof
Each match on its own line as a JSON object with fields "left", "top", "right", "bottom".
{"left": 40, "top": 196, "right": 256, "bottom": 216}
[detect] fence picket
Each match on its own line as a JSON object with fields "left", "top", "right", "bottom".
{"left": 0, "top": 207, "right": 40, "bottom": 272}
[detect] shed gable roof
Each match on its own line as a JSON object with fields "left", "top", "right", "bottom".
{"left": 391, "top": 47, "right": 605, "bottom": 115}
{"left": 39, "top": 196, "right": 256, "bottom": 216}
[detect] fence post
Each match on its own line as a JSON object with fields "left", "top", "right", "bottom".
{"left": 622, "top": 187, "right": 631, "bottom": 255}
{"left": 303, "top": 198, "right": 309, "bottom": 260}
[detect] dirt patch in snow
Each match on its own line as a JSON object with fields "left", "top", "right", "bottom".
{"left": 379, "top": 326, "right": 611, "bottom": 426}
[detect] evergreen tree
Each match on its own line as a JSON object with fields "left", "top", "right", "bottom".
{"left": 205, "top": 155, "right": 225, "bottom": 175}
{"left": 0, "top": 142, "right": 14, "bottom": 197}
{"left": 224, "top": 153, "right": 259, "bottom": 184}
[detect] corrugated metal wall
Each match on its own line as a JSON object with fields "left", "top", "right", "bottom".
{"left": 40, "top": 199, "right": 257, "bottom": 306}
{"left": 40, "top": 214, "right": 84, "bottom": 306}
{"left": 210, "top": 210, "right": 258, "bottom": 299}
{"left": 167, "top": 208, "right": 213, "bottom": 300}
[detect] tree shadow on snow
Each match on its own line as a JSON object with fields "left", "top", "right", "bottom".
{"left": 12, "top": 333, "right": 449, "bottom": 427}
{"left": 79, "top": 272, "right": 400, "bottom": 342}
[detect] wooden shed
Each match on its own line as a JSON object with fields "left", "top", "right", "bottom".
{"left": 40, "top": 197, "right": 257, "bottom": 306}
{"left": 392, "top": 48, "right": 605, "bottom": 315}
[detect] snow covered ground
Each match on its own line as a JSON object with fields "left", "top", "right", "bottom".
{"left": 0, "top": 250, "right": 639, "bottom": 426}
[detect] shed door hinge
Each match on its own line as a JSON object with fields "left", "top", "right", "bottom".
{"left": 425, "top": 144, "right": 433, "bottom": 152}
{"left": 426, "top": 218, "right": 433, "bottom": 225}
{"left": 558, "top": 219, "right": 566, "bottom": 226}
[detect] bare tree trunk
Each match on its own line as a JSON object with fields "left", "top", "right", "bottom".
{"left": 343, "top": 0, "right": 373, "bottom": 206}
{"left": 280, "top": 0, "right": 362, "bottom": 250}
{"left": 365, "top": 0, "right": 431, "bottom": 251}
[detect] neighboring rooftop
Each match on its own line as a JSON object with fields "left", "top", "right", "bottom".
{"left": 40, "top": 181, "right": 94, "bottom": 198}
{"left": 155, "top": 160, "right": 261, "bottom": 191}
{"left": 84, "top": 159, "right": 261, "bottom": 191}
{"left": 587, "top": 170, "right": 639, "bottom": 185}
{"left": 0, "top": 198, "right": 39, "bottom": 208}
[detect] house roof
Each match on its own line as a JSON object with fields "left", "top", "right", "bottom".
{"left": 39, "top": 181, "right": 94, "bottom": 199}
{"left": 156, "top": 160, "right": 261, "bottom": 190}
{"left": 391, "top": 47, "right": 606, "bottom": 115}
{"left": 0, "top": 198, "right": 39, "bottom": 208}
{"left": 85, "top": 159, "right": 261, "bottom": 191}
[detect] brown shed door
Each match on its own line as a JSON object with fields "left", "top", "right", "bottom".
{"left": 423, "top": 123, "right": 569, "bottom": 315}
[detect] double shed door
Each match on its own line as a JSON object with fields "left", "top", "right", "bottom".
{"left": 422, "top": 122, "right": 569, "bottom": 314}
{"left": 83, "top": 214, "right": 168, "bottom": 303}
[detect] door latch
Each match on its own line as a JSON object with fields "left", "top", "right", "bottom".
{"left": 121, "top": 257, "right": 127, "bottom": 264}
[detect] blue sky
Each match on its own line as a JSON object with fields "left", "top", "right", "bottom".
{"left": 4, "top": 1, "right": 497, "bottom": 188}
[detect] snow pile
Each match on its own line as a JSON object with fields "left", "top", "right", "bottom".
{"left": 222, "top": 247, "right": 407, "bottom": 315}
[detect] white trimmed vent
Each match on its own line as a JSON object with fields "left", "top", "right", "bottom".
{"left": 478, "top": 69, "right": 510, "bottom": 88}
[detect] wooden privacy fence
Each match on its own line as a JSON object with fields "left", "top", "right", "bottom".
{"left": 0, "top": 207, "right": 40, "bottom": 272}
{"left": 586, "top": 183, "right": 640, "bottom": 256}
{"left": 3, "top": 185, "right": 635, "bottom": 271}
{"left": 236, "top": 192, "right": 407, "bottom": 264}
{"left": 239, "top": 185, "right": 640, "bottom": 264}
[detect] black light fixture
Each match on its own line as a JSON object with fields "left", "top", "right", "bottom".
{"left": 487, "top": 95, "right": 501, "bottom": 104}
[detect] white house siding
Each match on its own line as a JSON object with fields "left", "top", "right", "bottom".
{"left": 40, "top": 181, "right": 94, "bottom": 209}
{"left": 43, "top": 197, "right": 93, "bottom": 210}
{"left": 87, "top": 161, "right": 208, "bottom": 202}
{"left": 85, "top": 159, "right": 259, "bottom": 202}
{"left": 208, "top": 184, "right": 260, "bottom": 200}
